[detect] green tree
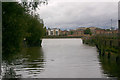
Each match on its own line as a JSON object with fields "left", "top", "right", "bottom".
{"left": 70, "top": 31, "right": 74, "bottom": 35}
{"left": 43, "top": 26, "right": 47, "bottom": 36}
{"left": 2, "top": 2, "right": 27, "bottom": 53}
{"left": 84, "top": 28, "right": 92, "bottom": 35}
{"left": 25, "top": 16, "right": 44, "bottom": 46}
{"left": 2, "top": 2, "right": 46, "bottom": 54}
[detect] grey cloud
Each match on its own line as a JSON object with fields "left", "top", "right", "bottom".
{"left": 37, "top": 1, "right": 118, "bottom": 29}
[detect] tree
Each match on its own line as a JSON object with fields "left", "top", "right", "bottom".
{"left": 2, "top": 2, "right": 46, "bottom": 54}
{"left": 70, "top": 31, "right": 74, "bottom": 35}
{"left": 2, "top": 2, "right": 27, "bottom": 53}
{"left": 25, "top": 16, "right": 44, "bottom": 46}
{"left": 84, "top": 28, "right": 92, "bottom": 35}
{"left": 21, "top": 0, "right": 48, "bottom": 15}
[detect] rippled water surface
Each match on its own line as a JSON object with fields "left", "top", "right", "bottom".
{"left": 2, "top": 38, "right": 106, "bottom": 78}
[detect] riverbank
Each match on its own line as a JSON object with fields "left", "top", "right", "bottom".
{"left": 82, "top": 34, "right": 120, "bottom": 79}
{"left": 43, "top": 36, "right": 82, "bottom": 38}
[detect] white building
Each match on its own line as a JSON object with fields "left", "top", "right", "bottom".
{"left": 47, "top": 28, "right": 60, "bottom": 36}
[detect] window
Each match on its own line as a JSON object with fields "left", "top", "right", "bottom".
{"left": 56, "top": 31, "right": 58, "bottom": 35}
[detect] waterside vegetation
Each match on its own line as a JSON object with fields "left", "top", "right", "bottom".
{"left": 82, "top": 34, "right": 120, "bottom": 79}
{"left": 2, "top": 2, "right": 46, "bottom": 55}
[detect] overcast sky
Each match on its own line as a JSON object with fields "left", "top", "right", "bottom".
{"left": 36, "top": 0, "right": 118, "bottom": 30}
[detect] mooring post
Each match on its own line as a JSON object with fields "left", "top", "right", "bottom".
{"left": 108, "top": 52, "right": 111, "bottom": 59}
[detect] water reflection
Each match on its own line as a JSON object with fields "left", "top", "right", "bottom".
{"left": 2, "top": 47, "right": 45, "bottom": 78}
{"left": 2, "top": 39, "right": 108, "bottom": 78}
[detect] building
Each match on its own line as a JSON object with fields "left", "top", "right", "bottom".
{"left": 60, "top": 30, "right": 69, "bottom": 36}
{"left": 67, "top": 29, "right": 84, "bottom": 37}
{"left": 76, "top": 27, "right": 86, "bottom": 31}
{"left": 95, "top": 29, "right": 118, "bottom": 35}
{"left": 88, "top": 27, "right": 97, "bottom": 35}
{"left": 88, "top": 27, "right": 97, "bottom": 30}
{"left": 95, "top": 29, "right": 105, "bottom": 34}
{"left": 47, "top": 28, "right": 61, "bottom": 36}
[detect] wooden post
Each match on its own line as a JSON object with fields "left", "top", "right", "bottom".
{"left": 116, "top": 56, "right": 119, "bottom": 64}
{"left": 108, "top": 52, "right": 111, "bottom": 59}
{"left": 99, "top": 49, "right": 101, "bottom": 56}
{"left": 102, "top": 49, "right": 105, "bottom": 57}
{"left": 110, "top": 40, "right": 112, "bottom": 46}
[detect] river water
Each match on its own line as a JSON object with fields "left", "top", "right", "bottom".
{"left": 2, "top": 38, "right": 107, "bottom": 78}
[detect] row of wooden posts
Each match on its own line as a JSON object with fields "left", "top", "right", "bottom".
{"left": 95, "top": 41, "right": 120, "bottom": 64}
{"left": 83, "top": 36, "right": 120, "bottom": 64}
